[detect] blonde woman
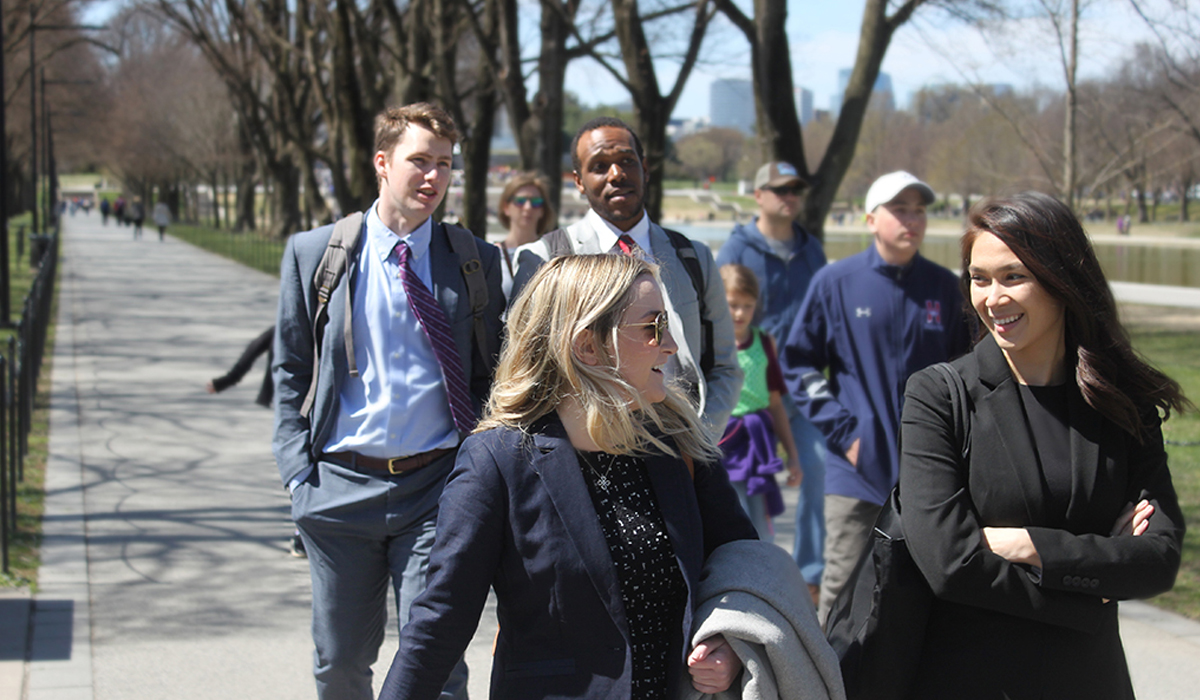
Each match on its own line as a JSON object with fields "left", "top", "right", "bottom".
{"left": 380, "top": 255, "right": 757, "bottom": 700}
{"left": 497, "top": 172, "right": 557, "bottom": 299}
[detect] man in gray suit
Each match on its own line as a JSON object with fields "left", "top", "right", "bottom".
{"left": 273, "top": 103, "right": 504, "bottom": 700}
{"left": 512, "top": 117, "right": 740, "bottom": 436}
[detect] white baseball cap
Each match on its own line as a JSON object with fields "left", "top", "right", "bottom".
{"left": 864, "top": 171, "right": 935, "bottom": 213}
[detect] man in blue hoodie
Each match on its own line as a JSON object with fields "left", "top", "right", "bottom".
{"left": 782, "top": 171, "right": 971, "bottom": 623}
{"left": 716, "top": 161, "right": 827, "bottom": 602}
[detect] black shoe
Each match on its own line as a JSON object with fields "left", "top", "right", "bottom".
{"left": 290, "top": 534, "right": 307, "bottom": 558}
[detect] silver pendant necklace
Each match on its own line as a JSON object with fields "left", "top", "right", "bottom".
{"left": 582, "top": 452, "right": 617, "bottom": 491}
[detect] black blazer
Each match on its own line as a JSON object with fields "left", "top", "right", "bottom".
{"left": 379, "top": 419, "right": 758, "bottom": 700}
{"left": 898, "top": 335, "right": 1184, "bottom": 699}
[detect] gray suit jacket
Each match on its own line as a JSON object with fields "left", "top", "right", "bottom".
{"left": 512, "top": 216, "right": 741, "bottom": 434}
{"left": 272, "top": 217, "right": 504, "bottom": 487}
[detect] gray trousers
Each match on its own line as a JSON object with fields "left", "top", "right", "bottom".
{"left": 292, "top": 452, "right": 469, "bottom": 700}
{"left": 817, "top": 493, "right": 883, "bottom": 626}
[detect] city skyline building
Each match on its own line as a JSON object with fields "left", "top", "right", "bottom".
{"left": 796, "top": 87, "right": 814, "bottom": 126}
{"left": 830, "top": 69, "right": 895, "bottom": 117}
{"left": 710, "top": 78, "right": 756, "bottom": 135}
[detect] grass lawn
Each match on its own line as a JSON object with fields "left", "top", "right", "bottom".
{"left": 0, "top": 213, "right": 54, "bottom": 588}
{"left": 1131, "top": 329, "right": 1200, "bottom": 618}
{"left": 169, "top": 223, "right": 287, "bottom": 276}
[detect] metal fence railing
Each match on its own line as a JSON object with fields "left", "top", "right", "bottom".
{"left": 0, "top": 229, "right": 58, "bottom": 574}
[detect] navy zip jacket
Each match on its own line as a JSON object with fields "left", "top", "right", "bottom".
{"left": 716, "top": 219, "right": 827, "bottom": 344}
{"left": 782, "top": 245, "right": 970, "bottom": 505}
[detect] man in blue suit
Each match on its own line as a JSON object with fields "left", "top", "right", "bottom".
{"left": 273, "top": 103, "right": 504, "bottom": 700}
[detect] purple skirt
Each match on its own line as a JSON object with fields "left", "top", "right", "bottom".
{"left": 720, "top": 410, "right": 785, "bottom": 517}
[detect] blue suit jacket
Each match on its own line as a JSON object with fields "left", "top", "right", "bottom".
{"left": 272, "top": 217, "right": 505, "bottom": 487}
{"left": 378, "top": 419, "right": 759, "bottom": 700}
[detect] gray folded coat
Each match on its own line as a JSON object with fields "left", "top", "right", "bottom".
{"left": 681, "top": 539, "right": 847, "bottom": 700}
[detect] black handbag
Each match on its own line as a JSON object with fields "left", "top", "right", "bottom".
{"left": 824, "top": 362, "right": 970, "bottom": 700}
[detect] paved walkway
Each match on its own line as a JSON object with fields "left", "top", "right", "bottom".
{"left": 6, "top": 213, "right": 1200, "bottom": 699}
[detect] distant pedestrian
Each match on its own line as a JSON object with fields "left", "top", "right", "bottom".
{"left": 129, "top": 197, "right": 145, "bottom": 239}
{"left": 114, "top": 197, "right": 126, "bottom": 227}
{"left": 496, "top": 172, "right": 556, "bottom": 301}
{"left": 152, "top": 202, "right": 171, "bottom": 242}
{"left": 99, "top": 198, "right": 111, "bottom": 225}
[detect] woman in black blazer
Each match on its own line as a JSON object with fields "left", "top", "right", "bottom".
{"left": 899, "top": 192, "right": 1189, "bottom": 699}
{"left": 379, "top": 254, "right": 758, "bottom": 700}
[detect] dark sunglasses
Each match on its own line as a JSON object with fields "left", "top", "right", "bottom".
{"left": 764, "top": 185, "right": 804, "bottom": 196}
{"left": 511, "top": 196, "right": 545, "bottom": 208}
{"left": 621, "top": 311, "right": 670, "bottom": 347}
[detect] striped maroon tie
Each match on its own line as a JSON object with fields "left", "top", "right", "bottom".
{"left": 395, "top": 241, "right": 476, "bottom": 435}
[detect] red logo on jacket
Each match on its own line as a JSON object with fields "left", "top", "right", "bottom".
{"left": 924, "top": 300, "right": 943, "bottom": 328}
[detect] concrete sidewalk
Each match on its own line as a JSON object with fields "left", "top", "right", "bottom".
{"left": 15, "top": 213, "right": 496, "bottom": 700}
{"left": 7, "top": 213, "right": 1200, "bottom": 699}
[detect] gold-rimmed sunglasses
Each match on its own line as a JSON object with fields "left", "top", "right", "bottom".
{"left": 620, "top": 311, "right": 669, "bottom": 346}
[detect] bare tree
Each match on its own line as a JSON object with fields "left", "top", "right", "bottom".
{"left": 713, "top": 0, "right": 1004, "bottom": 237}
{"left": 670, "top": 127, "right": 747, "bottom": 184}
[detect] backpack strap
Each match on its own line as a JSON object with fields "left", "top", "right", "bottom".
{"left": 301, "top": 212, "right": 364, "bottom": 416}
{"left": 661, "top": 228, "right": 714, "bottom": 377}
{"left": 542, "top": 228, "right": 573, "bottom": 258}
{"left": 442, "top": 223, "right": 492, "bottom": 366}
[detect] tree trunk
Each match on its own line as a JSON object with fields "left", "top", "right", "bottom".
{"left": 1181, "top": 178, "right": 1191, "bottom": 222}
{"left": 234, "top": 118, "right": 259, "bottom": 232}
{"left": 461, "top": 94, "right": 495, "bottom": 237}
{"left": 265, "top": 155, "right": 303, "bottom": 238}
{"left": 750, "top": 0, "right": 805, "bottom": 167}
{"left": 610, "top": 0, "right": 710, "bottom": 223}
{"left": 801, "top": 0, "right": 909, "bottom": 240}
{"left": 1063, "top": 0, "right": 1078, "bottom": 209}
{"left": 497, "top": 0, "right": 534, "bottom": 169}
{"left": 332, "top": 0, "right": 378, "bottom": 213}
{"left": 535, "top": 4, "right": 574, "bottom": 214}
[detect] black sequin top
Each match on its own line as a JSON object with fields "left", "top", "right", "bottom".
{"left": 577, "top": 450, "right": 689, "bottom": 700}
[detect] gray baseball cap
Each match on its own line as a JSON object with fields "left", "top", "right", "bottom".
{"left": 754, "top": 161, "right": 807, "bottom": 190}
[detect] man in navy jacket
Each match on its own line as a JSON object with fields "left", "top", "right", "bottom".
{"left": 782, "top": 171, "right": 970, "bottom": 623}
{"left": 716, "top": 161, "right": 828, "bottom": 599}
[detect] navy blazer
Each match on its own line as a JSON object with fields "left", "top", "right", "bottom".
{"left": 898, "top": 335, "right": 1184, "bottom": 699}
{"left": 272, "top": 217, "right": 504, "bottom": 487}
{"left": 379, "top": 419, "right": 759, "bottom": 700}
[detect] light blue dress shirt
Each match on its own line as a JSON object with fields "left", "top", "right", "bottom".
{"left": 322, "top": 202, "right": 459, "bottom": 460}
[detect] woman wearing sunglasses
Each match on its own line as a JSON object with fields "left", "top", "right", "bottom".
{"left": 380, "top": 254, "right": 758, "bottom": 700}
{"left": 497, "top": 172, "right": 557, "bottom": 300}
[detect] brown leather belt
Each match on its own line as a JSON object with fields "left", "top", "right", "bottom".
{"left": 324, "top": 447, "right": 456, "bottom": 475}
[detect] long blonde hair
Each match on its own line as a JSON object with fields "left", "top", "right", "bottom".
{"left": 477, "top": 254, "right": 720, "bottom": 461}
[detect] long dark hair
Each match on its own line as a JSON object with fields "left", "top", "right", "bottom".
{"left": 961, "top": 192, "right": 1190, "bottom": 439}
